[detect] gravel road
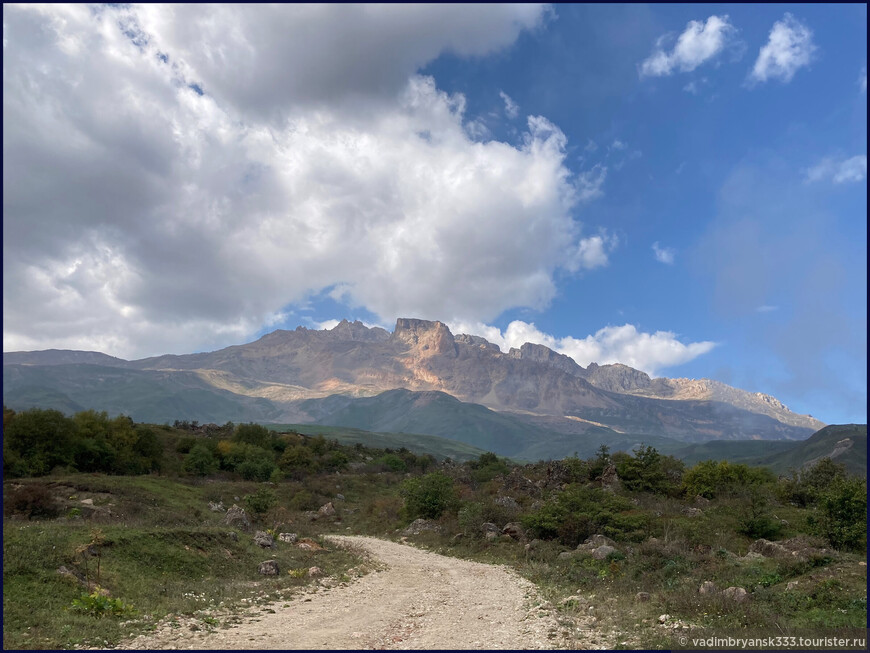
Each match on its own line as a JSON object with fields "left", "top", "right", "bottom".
{"left": 117, "top": 535, "right": 598, "bottom": 650}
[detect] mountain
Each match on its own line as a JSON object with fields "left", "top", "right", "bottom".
{"left": 3, "top": 318, "right": 824, "bottom": 450}
{"left": 753, "top": 424, "right": 867, "bottom": 476}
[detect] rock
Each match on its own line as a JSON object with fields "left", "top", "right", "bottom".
{"left": 599, "top": 463, "right": 621, "bottom": 492}
{"left": 296, "top": 538, "right": 325, "bottom": 551}
{"left": 502, "top": 522, "right": 525, "bottom": 540}
{"left": 723, "top": 587, "right": 748, "bottom": 603}
{"left": 317, "top": 502, "right": 336, "bottom": 518}
{"left": 681, "top": 507, "right": 703, "bottom": 517}
{"left": 307, "top": 566, "right": 323, "bottom": 578}
{"left": 560, "top": 595, "right": 587, "bottom": 606}
{"left": 749, "top": 539, "right": 789, "bottom": 558}
{"left": 258, "top": 560, "right": 279, "bottom": 576}
{"left": 635, "top": 592, "right": 651, "bottom": 602}
{"left": 658, "top": 614, "right": 671, "bottom": 624}
{"left": 403, "top": 518, "right": 443, "bottom": 536}
{"left": 494, "top": 495, "right": 520, "bottom": 511}
{"left": 591, "top": 545, "right": 617, "bottom": 560}
{"left": 278, "top": 533, "right": 298, "bottom": 543}
{"left": 304, "top": 511, "right": 319, "bottom": 522}
{"left": 558, "top": 551, "right": 575, "bottom": 560}
{"left": 694, "top": 495, "right": 711, "bottom": 506}
{"left": 335, "top": 494, "right": 345, "bottom": 501}
{"left": 224, "top": 505, "right": 252, "bottom": 532}
{"left": 80, "top": 498, "right": 94, "bottom": 506}
{"left": 740, "top": 551, "right": 764, "bottom": 561}
{"left": 208, "top": 501, "right": 225, "bottom": 512}
{"left": 699, "top": 581, "right": 718, "bottom": 595}
{"left": 525, "top": 539, "right": 543, "bottom": 552}
{"left": 578, "top": 534, "right": 616, "bottom": 550}
{"left": 227, "top": 531, "right": 238, "bottom": 542}
{"left": 481, "top": 522, "right": 499, "bottom": 534}
{"left": 786, "top": 580, "right": 799, "bottom": 591}
{"left": 253, "top": 531, "right": 274, "bottom": 548}
{"left": 485, "top": 531, "right": 499, "bottom": 541}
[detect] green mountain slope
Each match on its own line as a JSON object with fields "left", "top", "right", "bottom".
{"left": 754, "top": 424, "right": 867, "bottom": 476}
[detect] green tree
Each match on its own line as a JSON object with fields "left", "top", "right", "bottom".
{"left": 401, "top": 472, "right": 459, "bottom": 520}
{"left": 3, "top": 408, "right": 77, "bottom": 476}
{"left": 183, "top": 444, "right": 218, "bottom": 476}
{"left": 233, "top": 423, "right": 273, "bottom": 450}
{"left": 812, "top": 477, "right": 867, "bottom": 551}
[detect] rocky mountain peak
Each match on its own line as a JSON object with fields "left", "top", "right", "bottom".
{"left": 327, "top": 319, "right": 390, "bottom": 342}
{"left": 454, "top": 334, "right": 500, "bottom": 352}
{"left": 391, "top": 318, "right": 457, "bottom": 357}
{"left": 507, "top": 342, "right": 585, "bottom": 377}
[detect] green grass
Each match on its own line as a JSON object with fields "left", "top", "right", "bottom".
{"left": 2, "top": 476, "right": 364, "bottom": 650}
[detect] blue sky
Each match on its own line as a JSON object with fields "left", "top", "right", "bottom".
{"left": 3, "top": 4, "right": 866, "bottom": 424}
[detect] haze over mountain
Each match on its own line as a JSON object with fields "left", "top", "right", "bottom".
{"left": 4, "top": 318, "right": 825, "bottom": 458}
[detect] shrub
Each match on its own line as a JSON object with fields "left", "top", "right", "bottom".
{"left": 457, "top": 501, "right": 485, "bottom": 535}
{"left": 3, "top": 484, "right": 61, "bottom": 519}
{"left": 778, "top": 458, "right": 848, "bottom": 507}
{"left": 244, "top": 487, "right": 277, "bottom": 517}
{"left": 233, "top": 423, "right": 273, "bottom": 449}
{"left": 811, "top": 477, "right": 867, "bottom": 551}
{"left": 401, "top": 472, "right": 459, "bottom": 520}
{"left": 737, "top": 486, "right": 783, "bottom": 539}
{"left": 321, "top": 450, "right": 349, "bottom": 472}
{"left": 682, "top": 460, "right": 775, "bottom": 499}
{"left": 377, "top": 453, "right": 407, "bottom": 472}
{"left": 70, "top": 590, "right": 135, "bottom": 618}
{"left": 3, "top": 408, "right": 77, "bottom": 476}
{"left": 615, "top": 446, "right": 684, "bottom": 496}
{"left": 183, "top": 444, "right": 218, "bottom": 476}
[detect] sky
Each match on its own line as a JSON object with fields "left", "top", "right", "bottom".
{"left": 3, "top": 4, "right": 866, "bottom": 424}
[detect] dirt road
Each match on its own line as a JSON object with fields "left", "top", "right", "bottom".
{"left": 118, "top": 535, "right": 599, "bottom": 650}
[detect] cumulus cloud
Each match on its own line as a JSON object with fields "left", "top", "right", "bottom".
{"left": 639, "top": 15, "right": 739, "bottom": 77}
{"left": 652, "top": 242, "right": 676, "bottom": 264}
{"left": 499, "top": 90, "right": 519, "bottom": 119}
{"left": 568, "top": 233, "right": 618, "bottom": 272}
{"left": 451, "top": 320, "right": 717, "bottom": 377}
{"left": 805, "top": 155, "right": 867, "bottom": 184}
{"left": 749, "top": 13, "right": 815, "bottom": 84}
{"left": 3, "top": 4, "right": 609, "bottom": 359}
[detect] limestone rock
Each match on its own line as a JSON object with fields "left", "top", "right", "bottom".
{"left": 635, "top": 592, "right": 651, "bottom": 602}
{"left": 494, "top": 495, "right": 520, "bottom": 511}
{"left": 699, "top": 581, "right": 718, "bottom": 595}
{"left": 749, "top": 539, "right": 789, "bottom": 558}
{"left": 578, "top": 534, "right": 616, "bottom": 550}
{"left": 224, "top": 505, "right": 252, "bottom": 532}
{"left": 591, "top": 545, "right": 616, "bottom": 560}
{"left": 558, "top": 551, "right": 574, "bottom": 560}
{"left": 208, "top": 501, "right": 225, "bottom": 512}
{"left": 296, "top": 538, "right": 325, "bottom": 551}
{"left": 599, "top": 463, "right": 621, "bottom": 492}
{"left": 278, "top": 533, "right": 298, "bottom": 544}
{"left": 253, "top": 531, "right": 275, "bottom": 548}
{"left": 723, "top": 586, "right": 748, "bottom": 603}
{"left": 681, "top": 507, "right": 703, "bottom": 517}
{"left": 403, "top": 518, "right": 443, "bottom": 536}
{"left": 317, "top": 502, "right": 336, "bottom": 518}
{"left": 258, "top": 560, "right": 279, "bottom": 576}
{"left": 307, "top": 566, "right": 323, "bottom": 578}
{"left": 501, "top": 522, "right": 525, "bottom": 540}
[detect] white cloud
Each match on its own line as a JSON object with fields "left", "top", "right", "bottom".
{"left": 450, "top": 320, "right": 716, "bottom": 377}
{"left": 499, "top": 90, "right": 519, "bottom": 119}
{"left": 640, "top": 15, "right": 739, "bottom": 78}
{"left": 805, "top": 155, "right": 867, "bottom": 184}
{"left": 860, "top": 66, "right": 867, "bottom": 93}
{"left": 3, "top": 4, "right": 609, "bottom": 359}
{"left": 584, "top": 139, "right": 598, "bottom": 152}
{"left": 576, "top": 164, "right": 608, "bottom": 201}
{"left": 652, "top": 242, "right": 676, "bottom": 265}
{"left": 749, "top": 13, "right": 815, "bottom": 84}
{"left": 610, "top": 139, "right": 627, "bottom": 151}
{"left": 568, "top": 233, "right": 618, "bottom": 272}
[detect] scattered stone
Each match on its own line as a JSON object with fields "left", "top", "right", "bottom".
{"left": 494, "top": 495, "right": 520, "bottom": 511}
{"left": 278, "top": 533, "right": 298, "bottom": 544}
{"left": 578, "top": 534, "right": 616, "bottom": 550}
{"left": 859, "top": 562, "right": 866, "bottom": 567}
{"left": 208, "top": 501, "right": 225, "bottom": 512}
{"left": 502, "top": 522, "right": 525, "bottom": 540}
{"left": 658, "top": 614, "right": 671, "bottom": 624}
{"left": 335, "top": 494, "right": 345, "bottom": 501}
{"left": 723, "top": 586, "right": 749, "bottom": 603}
{"left": 699, "top": 581, "right": 718, "bottom": 595}
{"left": 80, "top": 498, "right": 94, "bottom": 506}
{"left": 694, "top": 495, "right": 711, "bottom": 505}
{"left": 599, "top": 463, "right": 621, "bottom": 492}
{"left": 558, "top": 551, "right": 574, "bottom": 560}
{"left": 317, "top": 502, "right": 336, "bottom": 518}
{"left": 786, "top": 581, "right": 799, "bottom": 591}
{"left": 258, "top": 560, "right": 279, "bottom": 576}
{"left": 591, "top": 545, "right": 616, "bottom": 560}
{"left": 402, "top": 518, "right": 443, "bottom": 536}
{"left": 749, "top": 539, "right": 789, "bottom": 558}
{"left": 635, "top": 592, "right": 651, "bottom": 602}
{"left": 253, "top": 531, "right": 274, "bottom": 549}
{"left": 304, "top": 511, "right": 319, "bottom": 522}
{"left": 681, "top": 507, "right": 703, "bottom": 517}
{"left": 525, "top": 539, "right": 542, "bottom": 553}
{"left": 560, "top": 595, "right": 587, "bottom": 607}
{"left": 227, "top": 531, "right": 238, "bottom": 542}
{"left": 224, "top": 505, "right": 252, "bottom": 532}
{"left": 741, "top": 551, "right": 764, "bottom": 561}
{"left": 307, "top": 566, "right": 323, "bottom": 578}
{"left": 297, "top": 538, "right": 325, "bottom": 551}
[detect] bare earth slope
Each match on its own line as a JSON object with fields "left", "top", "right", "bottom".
{"left": 117, "top": 536, "right": 602, "bottom": 650}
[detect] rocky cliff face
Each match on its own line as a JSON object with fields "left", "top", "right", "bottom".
{"left": 5, "top": 316, "right": 824, "bottom": 440}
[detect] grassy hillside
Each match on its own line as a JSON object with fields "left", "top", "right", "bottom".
{"left": 264, "top": 423, "right": 489, "bottom": 462}
{"left": 755, "top": 424, "right": 867, "bottom": 476}
{"left": 3, "top": 364, "right": 284, "bottom": 423}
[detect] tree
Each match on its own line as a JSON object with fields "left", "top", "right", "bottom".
{"left": 183, "top": 444, "right": 218, "bottom": 476}
{"left": 400, "top": 472, "right": 458, "bottom": 520}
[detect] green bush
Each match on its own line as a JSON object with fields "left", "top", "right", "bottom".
{"left": 401, "top": 472, "right": 459, "bottom": 520}
{"left": 778, "top": 458, "right": 848, "bottom": 507}
{"left": 3, "top": 484, "right": 61, "bottom": 519}
{"left": 682, "top": 459, "right": 775, "bottom": 499}
{"left": 3, "top": 408, "right": 77, "bottom": 476}
{"left": 70, "top": 590, "right": 136, "bottom": 618}
{"left": 614, "top": 446, "right": 684, "bottom": 496}
{"left": 233, "top": 423, "right": 273, "bottom": 450}
{"left": 811, "top": 477, "right": 867, "bottom": 551}
{"left": 244, "top": 487, "right": 277, "bottom": 517}
{"left": 377, "top": 453, "right": 407, "bottom": 472}
{"left": 183, "top": 444, "right": 218, "bottom": 476}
